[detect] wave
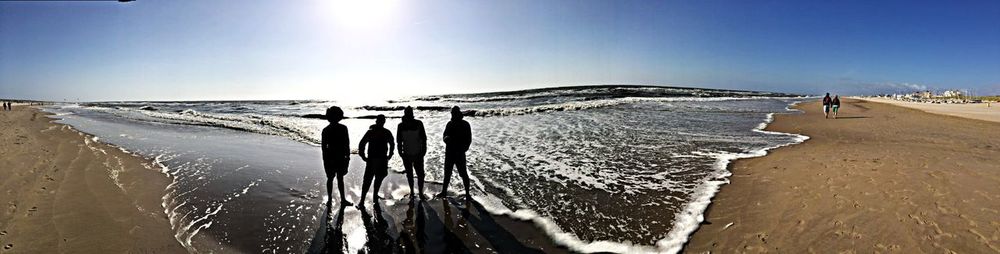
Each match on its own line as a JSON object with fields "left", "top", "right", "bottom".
{"left": 660, "top": 101, "right": 809, "bottom": 253}
{"left": 86, "top": 106, "right": 323, "bottom": 145}
{"left": 401, "top": 85, "right": 798, "bottom": 104}
{"left": 461, "top": 100, "right": 809, "bottom": 254}
{"left": 363, "top": 96, "right": 788, "bottom": 117}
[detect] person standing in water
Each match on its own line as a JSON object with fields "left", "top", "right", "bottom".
{"left": 437, "top": 106, "right": 472, "bottom": 198}
{"left": 822, "top": 93, "right": 832, "bottom": 119}
{"left": 321, "top": 106, "right": 353, "bottom": 207}
{"left": 357, "top": 115, "right": 394, "bottom": 209}
{"left": 396, "top": 106, "right": 428, "bottom": 199}
{"left": 832, "top": 95, "right": 841, "bottom": 119}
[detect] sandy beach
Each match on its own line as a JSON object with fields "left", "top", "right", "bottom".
{"left": 0, "top": 106, "right": 184, "bottom": 253}
{"left": 862, "top": 98, "right": 1000, "bottom": 124}
{"left": 687, "top": 99, "right": 1000, "bottom": 253}
{"left": 0, "top": 106, "right": 571, "bottom": 253}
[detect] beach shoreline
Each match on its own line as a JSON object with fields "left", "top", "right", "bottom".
{"left": 686, "top": 99, "right": 1000, "bottom": 253}
{"left": 0, "top": 106, "right": 185, "bottom": 253}
{"left": 9, "top": 105, "right": 574, "bottom": 253}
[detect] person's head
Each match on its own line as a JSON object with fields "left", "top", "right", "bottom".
{"left": 326, "top": 106, "right": 344, "bottom": 123}
{"left": 375, "top": 114, "right": 386, "bottom": 127}
{"left": 826, "top": 93, "right": 830, "bottom": 97}
{"left": 834, "top": 95, "right": 839, "bottom": 99}
{"left": 450, "top": 106, "right": 463, "bottom": 120}
{"left": 403, "top": 106, "right": 415, "bottom": 121}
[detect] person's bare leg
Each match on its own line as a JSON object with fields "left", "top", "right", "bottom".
{"left": 326, "top": 177, "right": 334, "bottom": 206}
{"left": 403, "top": 157, "right": 415, "bottom": 196}
{"left": 457, "top": 158, "right": 470, "bottom": 197}
{"left": 415, "top": 158, "right": 425, "bottom": 198}
{"left": 358, "top": 169, "right": 374, "bottom": 209}
{"left": 337, "top": 174, "right": 351, "bottom": 206}
{"left": 373, "top": 175, "right": 385, "bottom": 200}
{"left": 438, "top": 156, "right": 454, "bottom": 198}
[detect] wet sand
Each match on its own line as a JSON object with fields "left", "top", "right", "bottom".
{"left": 0, "top": 106, "right": 571, "bottom": 253}
{"left": 687, "top": 99, "right": 1000, "bottom": 253}
{"left": 307, "top": 158, "right": 571, "bottom": 253}
{"left": 0, "top": 106, "right": 184, "bottom": 253}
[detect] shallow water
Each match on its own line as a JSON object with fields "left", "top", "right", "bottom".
{"left": 44, "top": 85, "right": 805, "bottom": 253}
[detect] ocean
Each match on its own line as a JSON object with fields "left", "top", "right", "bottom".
{"left": 43, "top": 85, "right": 808, "bottom": 253}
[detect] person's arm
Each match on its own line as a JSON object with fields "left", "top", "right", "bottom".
{"left": 463, "top": 122, "right": 473, "bottom": 151}
{"left": 418, "top": 122, "right": 427, "bottom": 156}
{"left": 443, "top": 122, "right": 453, "bottom": 144}
{"left": 395, "top": 125, "right": 403, "bottom": 155}
{"left": 387, "top": 130, "right": 395, "bottom": 159}
{"left": 321, "top": 129, "right": 330, "bottom": 160}
{"left": 358, "top": 131, "right": 370, "bottom": 161}
{"left": 341, "top": 127, "right": 350, "bottom": 160}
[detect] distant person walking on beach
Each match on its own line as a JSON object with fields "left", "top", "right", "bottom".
{"left": 322, "top": 106, "right": 353, "bottom": 207}
{"left": 437, "top": 106, "right": 472, "bottom": 198}
{"left": 357, "top": 115, "right": 394, "bottom": 208}
{"left": 397, "top": 106, "right": 428, "bottom": 198}
{"left": 832, "top": 95, "right": 841, "bottom": 119}
{"left": 822, "top": 93, "right": 832, "bottom": 119}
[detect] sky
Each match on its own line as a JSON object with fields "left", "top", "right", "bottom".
{"left": 1, "top": 0, "right": 999, "bottom": 102}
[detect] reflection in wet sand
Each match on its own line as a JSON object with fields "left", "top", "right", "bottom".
{"left": 308, "top": 197, "right": 563, "bottom": 253}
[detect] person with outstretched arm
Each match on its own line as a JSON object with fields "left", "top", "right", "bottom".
{"left": 357, "top": 115, "right": 394, "bottom": 209}
{"left": 396, "top": 106, "right": 428, "bottom": 199}
{"left": 437, "top": 106, "right": 472, "bottom": 199}
{"left": 321, "top": 106, "right": 353, "bottom": 207}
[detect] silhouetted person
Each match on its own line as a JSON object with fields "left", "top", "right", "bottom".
{"left": 397, "top": 106, "right": 428, "bottom": 198}
{"left": 822, "top": 93, "right": 832, "bottom": 119}
{"left": 437, "top": 106, "right": 472, "bottom": 198}
{"left": 322, "top": 106, "right": 353, "bottom": 207}
{"left": 358, "top": 114, "right": 394, "bottom": 209}
{"left": 832, "top": 95, "right": 841, "bottom": 119}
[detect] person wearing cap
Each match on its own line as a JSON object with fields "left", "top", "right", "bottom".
{"left": 321, "top": 106, "right": 353, "bottom": 207}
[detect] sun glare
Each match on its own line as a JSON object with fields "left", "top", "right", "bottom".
{"left": 327, "top": 0, "right": 402, "bottom": 30}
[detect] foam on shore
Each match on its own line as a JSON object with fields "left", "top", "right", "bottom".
{"left": 459, "top": 101, "right": 811, "bottom": 254}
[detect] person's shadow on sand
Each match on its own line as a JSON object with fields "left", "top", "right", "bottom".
{"left": 451, "top": 198, "right": 545, "bottom": 254}
{"left": 419, "top": 200, "right": 472, "bottom": 254}
{"left": 307, "top": 203, "right": 347, "bottom": 254}
{"left": 360, "top": 203, "right": 401, "bottom": 253}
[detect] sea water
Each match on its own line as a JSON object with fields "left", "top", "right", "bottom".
{"left": 43, "top": 85, "right": 807, "bottom": 253}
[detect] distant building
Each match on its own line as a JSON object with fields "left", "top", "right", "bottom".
{"left": 911, "top": 91, "right": 932, "bottom": 99}
{"left": 941, "top": 90, "right": 963, "bottom": 98}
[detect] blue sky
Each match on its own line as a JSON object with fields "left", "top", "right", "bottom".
{"left": 1, "top": 0, "right": 999, "bottom": 102}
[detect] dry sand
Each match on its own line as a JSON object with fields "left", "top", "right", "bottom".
{"left": 0, "top": 106, "right": 184, "bottom": 253}
{"left": 686, "top": 99, "right": 1000, "bottom": 253}
{"left": 862, "top": 97, "right": 1000, "bottom": 124}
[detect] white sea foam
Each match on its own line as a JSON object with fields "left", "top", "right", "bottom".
{"left": 466, "top": 100, "right": 810, "bottom": 254}
{"left": 657, "top": 101, "right": 809, "bottom": 253}
{"left": 464, "top": 96, "right": 776, "bottom": 117}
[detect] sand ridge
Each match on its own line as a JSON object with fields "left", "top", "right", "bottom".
{"left": 686, "top": 99, "right": 1000, "bottom": 253}
{"left": 0, "top": 106, "right": 184, "bottom": 253}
